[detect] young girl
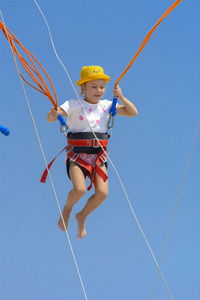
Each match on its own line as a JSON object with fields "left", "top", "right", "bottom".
{"left": 47, "top": 66, "right": 138, "bottom": 239}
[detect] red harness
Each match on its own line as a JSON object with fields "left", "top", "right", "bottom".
{"left": 41, "top": 133, "right": 109, "bottom": 190}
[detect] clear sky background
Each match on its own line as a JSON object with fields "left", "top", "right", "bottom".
{"left": 0, "top": 0, "right": 199, "bottom": 300}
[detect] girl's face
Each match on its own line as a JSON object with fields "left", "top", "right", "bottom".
{"left": 81, "top": 80, "right": 106, "bottom": 104}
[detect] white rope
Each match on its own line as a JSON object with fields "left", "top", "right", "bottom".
{"left": 150, "top": 120, "right": 200, "bottom": 300}
{"left": 33, "top": 0, "right": 80, "bottom": 101}
{"left": 108, "top": 157, "right": 174, "bottom": 299}
{"left": 32, "top": 1, "right": 175, "bottom": 299}
{"left": 0, "top": 10, "right": 88, "bottom": 300}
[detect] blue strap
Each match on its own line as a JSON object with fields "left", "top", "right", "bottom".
{"left": 0, "top": 124, "right": 10, "bottom": 136}
{"left": 109, "top": 97, "right": 118, "bottom": 116}
{"left": 57, "top": 113, "right": 66, "bottom": 126}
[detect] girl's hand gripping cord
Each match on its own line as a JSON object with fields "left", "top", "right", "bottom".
{"left": 0, "top": 124, "right": 10, "bottom": 136}
{"left": 47, "top": 107, "right": 68, "bottom": 133}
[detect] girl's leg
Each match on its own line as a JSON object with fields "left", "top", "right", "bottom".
{"left": 75, "top": 164, "right": 108, "bottom": 239}
{"left": 58, "top": 162, "right": 86, "bottom": 232}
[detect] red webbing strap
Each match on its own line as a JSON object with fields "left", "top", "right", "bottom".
{"left": 67, "top": 138, "right": 108, "bottom": 148}
{"left": 87, "top": 150, "right": 108, "bottom": 190}
{"left": 87, "top": 162, "right": 108, "bottom": 191}
{"left": 67, "top": 149, "right": 108, "bottom": 190}
{"left": 40, "top": 145, "right": 67, "bottom": 183}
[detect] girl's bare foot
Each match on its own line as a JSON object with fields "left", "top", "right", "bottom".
{"left": 75, "top": 212, "right": 87, "bottom": 239}
{"left": 58, "top": 206, "right": 72, "bottom": 232}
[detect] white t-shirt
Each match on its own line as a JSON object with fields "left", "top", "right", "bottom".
{"left": 60, "top": 99, "right": 113, "bottom": 133}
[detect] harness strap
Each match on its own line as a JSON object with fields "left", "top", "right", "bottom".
{"left": 40, "top": 145, "right": 67, "bottom": 183}
{"left": 40, "top": 137, "right": 108, "bottom": 188}
{"left": 67, "top": 148, "right": 108, "bottom": 191}
{"left": 67, "top": 138, "right": 108, "bottom": 148}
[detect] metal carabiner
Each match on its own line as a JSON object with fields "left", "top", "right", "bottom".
{"left": 107, "top": 96, "right": 117, "bottom": 134}
{"left": 107, "top": 115, "right": 115, "bottom": 131}
{"left": 57, "top": 113, "right": 68, "bottom": 136}
{"left": 60, "top": 123, "right": 68, "bottom": 134}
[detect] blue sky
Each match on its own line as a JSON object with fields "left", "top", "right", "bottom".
{"left": 0, "top": 1, "right": 199, "bottom": 300}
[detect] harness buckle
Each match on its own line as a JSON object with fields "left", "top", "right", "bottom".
{"left": 100, "top": 153, "right": 107, "bottom": 163}
{"left": 71, "top": 153, "right": 79, "bottom": 162}
{"left": 92, "top": 138, "right": 100, "bottom": 148}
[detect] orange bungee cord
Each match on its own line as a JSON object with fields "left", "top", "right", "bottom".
{"left": 108, "top": 0, "right": 183, "bottom": 125}
{"left": 0, "top": 20, "right": 58, "bottom": 110}
{"left": 114, "top": 0, "right": 183, "bottom": 89}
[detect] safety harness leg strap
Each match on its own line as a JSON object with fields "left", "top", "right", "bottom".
{"left": 67, "top": 149, "right": 108, "bottom": 191}
{"left": 40, "top": 145, "right": 67, "bottom": 183}
{"left": 41, "top": 132, "right": 109, "bottom": 188}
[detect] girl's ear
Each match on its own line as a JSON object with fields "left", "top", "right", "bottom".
{"left": 80, "top": 84, "right": 85, "bottom": 97}
{"left": 81, "top": 83, "right": 86, "bottom": 95}
{"left": 81, "top": 84, "right": 84, "bottom": 94}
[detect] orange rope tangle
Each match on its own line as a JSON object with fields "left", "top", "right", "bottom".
{"left": 0, "top": 20, "right": 58, "bottom": 110}
{"left": 114, "top": 0, "right": 182, "bottom": 88}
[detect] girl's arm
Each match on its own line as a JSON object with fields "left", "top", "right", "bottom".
{"left": 47, "top": 107, "right": 68, "bottom": 123}
{"left": 113, "top": 85, "right": 138, "bottom": 117}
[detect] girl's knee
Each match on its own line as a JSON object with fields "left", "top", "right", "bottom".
{"left": 73, "top": 185, "right": 86, "bottom": 198}
{"left": 96, "top": 188, "right": 108, "bottom": 202}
